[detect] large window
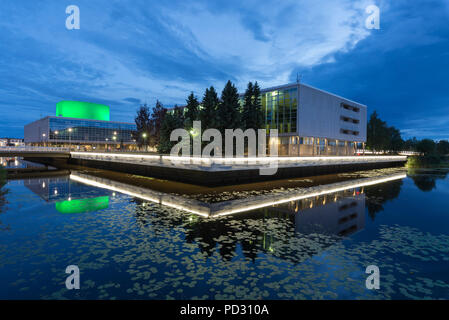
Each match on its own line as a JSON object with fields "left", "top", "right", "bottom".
{"left": 48, "top": 118, "right": 136, "bottom": 143}
{"left": 262, "top": 87, "right": 297, "bottom": 133}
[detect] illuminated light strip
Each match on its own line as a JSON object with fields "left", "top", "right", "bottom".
{"left": 71, "top": 151, "right": 406, "bottom": 164}
{"left": 213, "top": 174, "right": 406, "bottom": 217}
{"left": 69, "top": 174, "right": 210, "bottom": 217}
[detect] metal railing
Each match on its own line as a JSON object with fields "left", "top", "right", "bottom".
{"left": 0, "top": 146, "right": 70, "bottom": 152}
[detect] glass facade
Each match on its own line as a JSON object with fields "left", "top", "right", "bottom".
{"left": 261, "top": 87, "right": 298, "bottom": 134}
{"left": 48, "top": 117, "right": 136, "bottom": 143}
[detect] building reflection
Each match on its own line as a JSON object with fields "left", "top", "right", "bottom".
{"left": 23, "top": 176, "right": 111, "bottom": 213}
{"left": 22, "top": 170, "right": 405, "bottom": 263}
{"left": 180, "top": 190, "right": 366, "bottom": 263}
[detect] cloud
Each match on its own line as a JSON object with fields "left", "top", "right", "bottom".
{"left": 0, "top": 0, "right": 447, "bottom": 140}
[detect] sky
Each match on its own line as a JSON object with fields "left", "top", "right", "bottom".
{"left": 0, "top": 0, "right": 448, "bottom": 140}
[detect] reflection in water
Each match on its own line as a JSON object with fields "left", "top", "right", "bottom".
{"left": 364, "top": 179, "right": 403, "bottom": 220}
{"left": 408, "top": 168, "right": 448, "bottom": 192}
{"left": 3, "top": 168, "right": 449, "bottom": 300}
{"left": 175, "top": 190, "right": 366, "bottom": 264}
{"left": 23, "top": 176, "right": 111, "bottom": 214}
{"left": 0, "top": 169, "right": 8, "bottom": 230}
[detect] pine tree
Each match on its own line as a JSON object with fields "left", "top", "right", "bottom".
{"left": 184, "top": 92, "right": 199, "bottom": 129}
{"left": 134, "top": 104, "right": 152, "bottom": 150}
{"left": 158, "top": 106, "right": 185, "bottom": 154}
{"left": 241, "top": 82, "right": 254, "bottom": 130}
{"left": 200, "top": 86, "right": 219, "bottom": 130}
{"left": 217, "top": 80, "right": 241, "bottom": 133}
{"left": 150, "top": 100, "right": 167, "bottom": 147}
{"left": 252, "top": 81, "right": 264, "bottom": 129}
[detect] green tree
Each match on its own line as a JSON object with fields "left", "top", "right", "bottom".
{"left": 416, "top": 139, "right": 436, "bottom": 155}
{"left": 241, "top": 81, "right": 254, "bottom": 130}
{"left": 200, "top": 86, "right": 219, "bottom": 130}
{"left": 367, "top": 111, "right": 402, "bottom": 152}
{"left": 436, "top": 140, "right": 449, "bottom": 155}
{"left": 158, "top": 106, "right": 185, "bottom": 154}
{"left": 252, "top": 81, "right": 264, "bottom": 130}
{"left": 403, "top": 137, "right": 418, "bottom": 151}
{"left": 184, "top": 92, "right": 200, "bottom": 130}
{"left": 217, "top": 80, "right": 241, "bottom": 134}
{"left": 387, "top": 126, "right": 404, "bottom": 152}
{"left": 150, "top": 100, "right": 167, "bottom": 148}
{"left": 134, "top": 104, "right": 152, "bottom": 150}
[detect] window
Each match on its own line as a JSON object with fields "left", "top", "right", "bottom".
{"left": 341, "top": 103, "right": 360, "bottom": 113}
{"left": 340, "top": 129, "right": 359, "bottom": 136}
{"left": 340, "top": 116, "right": 360, "bottom": 124}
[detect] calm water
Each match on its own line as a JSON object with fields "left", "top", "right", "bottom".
{"left": 0, "top": 166, "right": 448, "bottom": 299}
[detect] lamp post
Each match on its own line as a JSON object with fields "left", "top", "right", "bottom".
{"left": 112, "top": 135, "right": 117, "bottom": 150}
{"left": 54, "top": 131, "right": 59, "bottom": 148}
{"left": 142, "top": 132, "right": 147, "bottom": 152}
{"left": 42, "top": 133, "right": 46, "bottom": 147}
{"left": 68, "top": 128, "right": 73, "bottom": 150}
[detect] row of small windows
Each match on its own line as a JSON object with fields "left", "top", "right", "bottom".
{"left": 340, "top": 129, "right": 359, "bottom": 136}
{"left": 341, "top": 103, "right": 360, "bottom": 113}
{"left": 340, "top": 116, "right": 360, "bottom": 124}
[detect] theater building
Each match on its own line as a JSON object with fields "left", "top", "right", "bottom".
{"left": 24, "top": 101, "right": 137, "bottom": 151}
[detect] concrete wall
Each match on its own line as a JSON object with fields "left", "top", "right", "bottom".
{"left": 24, "top": 117, "right": 49, "bottom": 144}
{"left": 298, "top": 84, "right": 367, "bottom": 142}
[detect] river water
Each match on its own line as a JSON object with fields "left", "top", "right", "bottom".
{"left": 0, "top": 161, "right": 448, "bottom": 299}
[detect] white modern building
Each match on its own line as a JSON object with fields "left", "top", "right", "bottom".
{"left": 255, "top": 82, "right": 367, "bottom": 156}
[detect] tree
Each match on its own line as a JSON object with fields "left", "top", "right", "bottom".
{"left": 252, "top": 81, "right": 264, "bottom": 130}
{"left": 403, "top": 137, "right": 418, "bottom": 151}
{"left": 184, "top": 92, "right": 200, "bottom": 130}
{"left": 416, "top": 139, "right": 436, "bottom": 155}
{"left": 200, "top": 86, "right": 219, "bottom": 130}
{"left": 158, "top": 105, "right": 185, "bottom": 154}
{"left": 241, "top": 82, "right": 254, "bottom": 130}
{"left": 216, "top": 80, "right": 242, "bottom": 134}
{"left": 387, "top": 126, "right": 403, "bottom": 152}
{"left": 134, "top": 104, "right": 152, "bottom": 150}
{"left": 367, "top": 111, "right": 403, "bottom": 153}
{"left": 436, "top": 140, "right": 449, "bottom": 155}
{"left": 150, "top": 100, "right": 167, "bottom": 148}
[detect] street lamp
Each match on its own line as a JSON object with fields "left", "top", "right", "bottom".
{"left": 42, "top": 133, "right": 46, "bottom": 147}
{"left": 68, "top": 128, "right": 73, "bottom": 150}
{"left": 142, "top": 132, "right": 148, "bottom": 151}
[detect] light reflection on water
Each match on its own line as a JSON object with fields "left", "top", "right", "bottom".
{"left": 0, "top": 167, "right": 448, "bottom": 299}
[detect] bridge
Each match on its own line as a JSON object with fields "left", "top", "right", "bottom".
{"left": 0, "top": 146, "right": 70, "bottom": 158}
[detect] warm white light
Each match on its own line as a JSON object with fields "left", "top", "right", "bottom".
{"left": 214, "top": 174, "right": 406, "bottom": 217}
{"left": 69, "top": 174, "right": 210, "bottom": 217}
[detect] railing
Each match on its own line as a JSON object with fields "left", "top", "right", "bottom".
{"left": 357, "top": 149, "right": 420, "bottom": 156}
{"left": 70, "top": 151, "right": 407, "bottom": 168}
{"left": 0, "top": 146, "right": 70, "bottom": 152}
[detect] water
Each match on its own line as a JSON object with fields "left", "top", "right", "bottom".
{"left": 0, "top": 165, "right": 448, "bottom": 300}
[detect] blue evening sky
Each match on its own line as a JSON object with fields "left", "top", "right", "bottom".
{"left": 0, "top": 0, "right": 448, "bottom": 139}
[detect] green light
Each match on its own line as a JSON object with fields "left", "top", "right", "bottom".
{"left": 55, "top": 196, "right": 109, "bottom": 214}
{"left": 56, "top": 101, "right": 110, "bottom": 121}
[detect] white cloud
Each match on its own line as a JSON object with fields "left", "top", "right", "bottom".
{"left": 162, "top": 0, "right": 372, "bottom": 88}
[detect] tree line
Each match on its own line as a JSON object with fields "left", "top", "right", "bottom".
{"left": 367, "top": 111, "right": 449, "bottom": 156}
{"left": 134, "top": 80, "right": 264, "bottom": 154}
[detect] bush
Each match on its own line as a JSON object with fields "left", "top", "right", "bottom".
{"left": 407, "top": 154, "right": 442, "bottom": 168}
